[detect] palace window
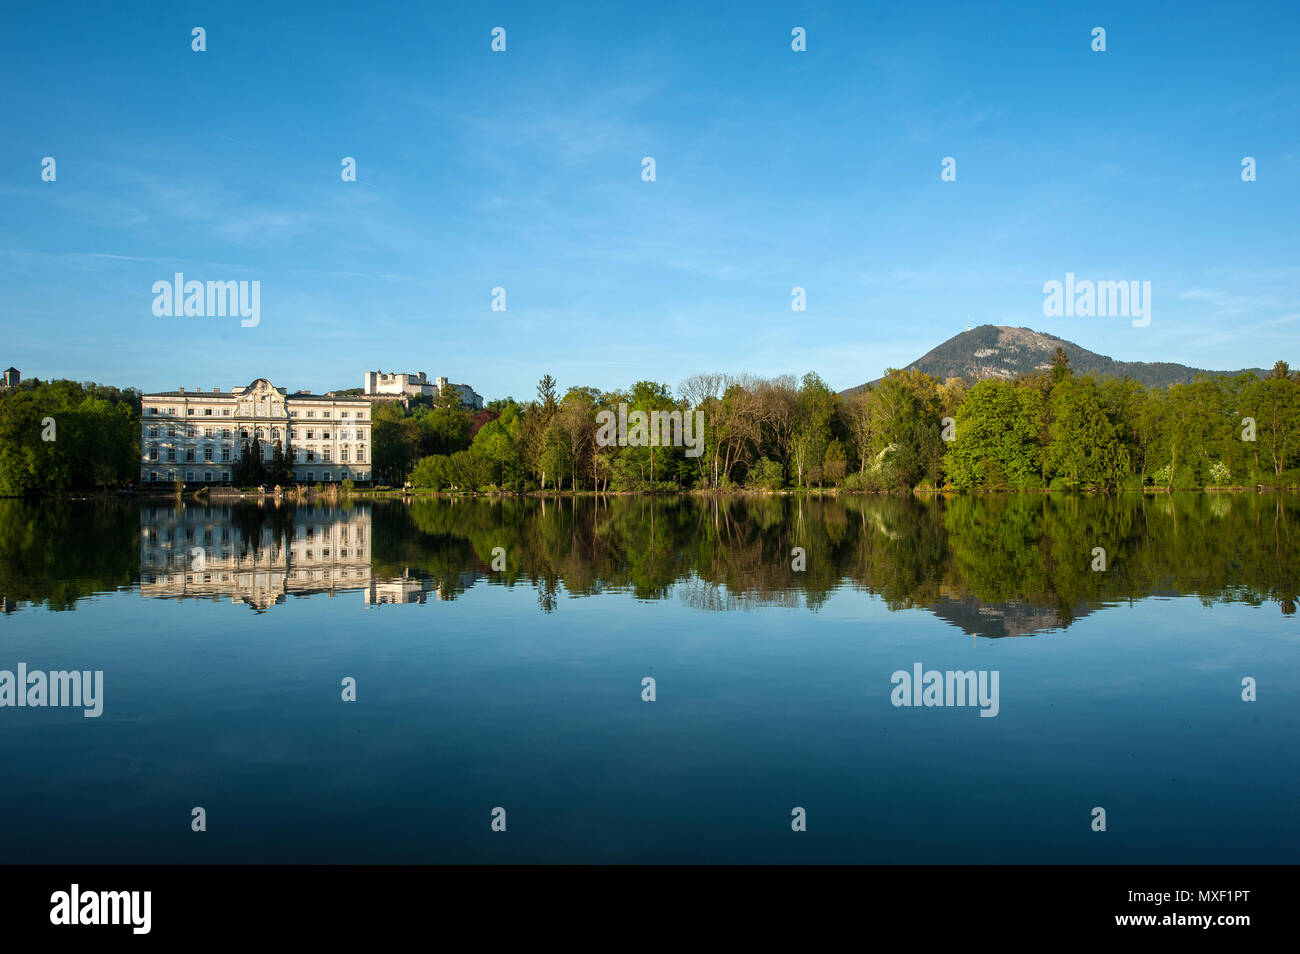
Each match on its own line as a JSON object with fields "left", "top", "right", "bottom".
{"left": 186, "top": 449, "right": 195, "bottom": 462}
{"left": 204, "top": 408, "right": 212, "bottom": 416}
{"left": 204, "top": 447, "right": 213, "bottom": 462}
{"left": 340, "top": 447, "right": 349, "bottom": 462}
{"left": 167, "top": 449, "right": 176, "bottom": 462}
{"left": 149, "top": 448, "right": 159, "bottom": 461}
{"left": 357, "top": 445, "right": 366, "bottom": 462}
{"left": 187, "top": 408, "right": 194, "bottom": 415}
{"left": 305, "top": 429, "right": 313, "bottom": 440}
{"left": 222, "top": 447, "right": 231, "bottom": 462}
{"left": 322, "top": 448, "right": 331, "bottom": 462}
{"left": 306, "top": 450, "right": 315, "bottom": 462}
{"left": 167, "top": 425, "right": 177, "bottom": 437}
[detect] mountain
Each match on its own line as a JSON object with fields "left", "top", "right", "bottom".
{"left": 844, "top": 325, "right": 1267, "bottom": 393}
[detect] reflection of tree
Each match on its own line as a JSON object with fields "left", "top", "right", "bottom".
{"left": 536, "top": 575, "right": 559, "bottom": 614}
{"left": 677, "top": 575, "right": 800, "bottom": 612}
{"left": 2, "top": 493, "right": 1298, "bottom": 633}
{"left": 0, "top": 499, "right": 138, "bottom": 611}
{"left": 370, "top": 492, "right": 1300, "bottom": 631}
{"left": 228, "top": 501, "right": 295, "bottom": 560}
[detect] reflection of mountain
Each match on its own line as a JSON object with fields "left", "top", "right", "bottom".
{"left": 139, "top": 503, "right": 371, "bottom": 612}
{"left": 927, "top": 595, "right": 1100, "bottom": 638}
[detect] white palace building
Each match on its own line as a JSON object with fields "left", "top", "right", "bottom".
{"left": 140, "top": 378, "right": 372, "bottom": 485}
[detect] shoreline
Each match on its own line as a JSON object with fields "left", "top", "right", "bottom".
{"left": 5, "top": 484, "right": 1298, "bottom": 503}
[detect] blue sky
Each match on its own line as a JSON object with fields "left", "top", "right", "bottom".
{"left": 1, "top": 0, "right": 1297, "bottom": 401}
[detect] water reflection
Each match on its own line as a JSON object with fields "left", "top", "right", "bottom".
{"left": 0, "top": 493, "right": 1295, "bottom": 634}
{"left": 138, "top": 503, "right": 372, "bottom": 611}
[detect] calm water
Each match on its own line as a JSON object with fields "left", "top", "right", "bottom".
{"left": 1, "top": 493, "right": 1296, "bottom": 863}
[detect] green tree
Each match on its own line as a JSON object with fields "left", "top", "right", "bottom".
{"left": 1044, "top": 377, "right": 1129, "bottom": 490}
{"left": 823, "top": 438, "right": 847, "bottom": 487}
{"left": 791, "top": 373, "right": 838, "bottom": 487}
{"left": 1050, "top": 347, "right": 1072, "bottom": 384}
{"left": 269, "top": 441, "right": 293, "bottom": 486}
{"left": 411, "top": 454, "right": 453, "bottom": 490}
{"left": 1246, "top": 372, "right": 1300, "bottom": 476}
{"left": 870, "top": 370, "right": 943, "bottom": 489}
{"left": 372, "top": 403, "right": 419, "bottom": 485}
{"left": 471, "top": 415, "right": 520, "bottom": 488}
{"left": 945, "top": 380, "right": 1044, "bottom": 490}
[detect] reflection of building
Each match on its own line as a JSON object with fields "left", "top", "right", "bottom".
{"left": 365, "top": 570, "right": 477, "bottom": 605}
{"left": 139, "top": 504, "right": 371, "bottom": 611}
{"left": 363, "top": 370, "right": 483, "bottom": 409}
{"left": 139, "top": 377, "right": 373, "bottom": 486}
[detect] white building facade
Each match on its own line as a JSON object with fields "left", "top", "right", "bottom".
{"left": 363, "top": 370, "right": 483, "bottom": 409}
{"left": 364, "top": 370, "right": 433, "bottom": 398}
{"left": 140, "top": 378, "right": 373, "bottom": 485}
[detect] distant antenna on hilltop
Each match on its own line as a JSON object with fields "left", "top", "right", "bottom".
{"left": 966, "top": 316, "right": 971, "bottom": 332}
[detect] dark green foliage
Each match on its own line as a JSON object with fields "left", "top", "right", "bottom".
{"left": 0, "top": 379, "right": 140, "bottom": 495}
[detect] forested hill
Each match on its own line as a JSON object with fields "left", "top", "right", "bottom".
{"left": 844, "top": 325, "right": 1268, "bottom": 393}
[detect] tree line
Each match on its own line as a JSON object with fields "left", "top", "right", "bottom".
{"left": 2, "top": 353, "right": 1298, "bottom": 495}
{"left": 0, "top": 379, "right": 140, "bottom": 495}
{"left": 386, "top": 353, "right": 1300, "bottom": 493}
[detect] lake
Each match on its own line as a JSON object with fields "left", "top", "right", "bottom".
{"left": 0, "top": 493, "right": 1296, "bottom": 863}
